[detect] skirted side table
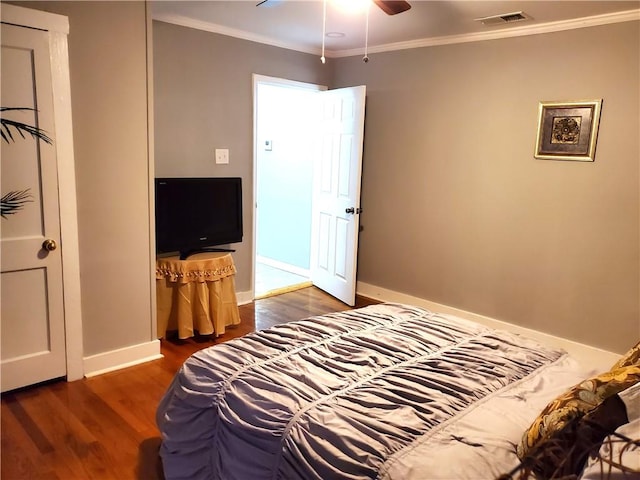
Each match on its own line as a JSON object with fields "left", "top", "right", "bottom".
{"left": 156, "top": 252, "right": 241, "bottom": 339}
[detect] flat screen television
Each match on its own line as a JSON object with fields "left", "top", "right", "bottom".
{"left": 155, "top": 177, "right": 243, "bottom": 259}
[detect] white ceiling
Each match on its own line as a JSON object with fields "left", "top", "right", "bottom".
{"left": 150, "top": 1, "right": 640, "bottom": 56}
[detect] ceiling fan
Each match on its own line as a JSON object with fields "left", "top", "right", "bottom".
{"left": 256, "top": 0, "right": 411, "bottom": 16}
{"left": 371, "top": 1, "right": 411, "bottom": 15}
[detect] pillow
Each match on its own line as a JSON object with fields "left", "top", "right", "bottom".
{"left": 618, "top": 381, "right": 640, "bottom": 421}
{"left": 516, "top": 365, "right": 640, "bottom": 463}
{"left": 579, "top": 416, "right": 640, "bottom": 479}
{"left": 515, "top": 392, "right": 632, "bottom": 479}
{"left": 516, "top": 341, "right": 640, "bottom": 478}
{"left": 611, "top": 340, "right": 640, "bottom": 370}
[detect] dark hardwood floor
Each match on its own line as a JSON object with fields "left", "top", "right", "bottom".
{"left": 0, "top": 287, "right": 379, "bottom": 480}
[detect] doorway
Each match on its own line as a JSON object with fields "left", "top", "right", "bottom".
{"left": 253, "top": 75, "right": 324, "bottom": 298}
{"left": 253, "top": 75, "right": 366, "bottom": 305}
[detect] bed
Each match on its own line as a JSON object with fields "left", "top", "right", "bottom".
{"left": 156, "top": 303, "right": 639, "bottom": 480}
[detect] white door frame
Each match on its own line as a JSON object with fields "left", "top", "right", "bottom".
{"left": 251, "top": 74, "right": 326, "bottom": 301}
{"left": 2, "top": 4, "right": 83, "bottom": 381}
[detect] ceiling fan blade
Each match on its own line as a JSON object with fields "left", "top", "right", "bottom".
{"left": 373, "top": 0, "right": 411, "bottom": 15}
{"left": 256, "top": 0, "right": 283, "bottom": 7}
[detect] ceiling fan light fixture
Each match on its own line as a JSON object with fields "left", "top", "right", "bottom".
{"left": 317, "top": 0, "right": 407, "bottom": 63}
{"left": 363, "top": 1, "right": 370, "bottom": 63}
{"left": 321, "top": 0, "right": 327, "bottom": 63}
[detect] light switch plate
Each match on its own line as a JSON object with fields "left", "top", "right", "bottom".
{"left": 215, "top": 149, "right": 229, "bottom": 164}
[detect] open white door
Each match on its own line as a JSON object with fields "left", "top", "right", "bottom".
{"left": 310, "top": 86, "right": 366, "bottom": 306}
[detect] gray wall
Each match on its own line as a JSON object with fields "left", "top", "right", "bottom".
{"left": 11, "top": 1, "right": 154, "bottom": 357}
{"left": 333, "top": 22, "right": 639, "bottom": 354}
{"left": 153, "top": 21, "right": 333, "bottom": 291}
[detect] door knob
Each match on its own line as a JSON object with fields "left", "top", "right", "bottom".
{"left": 42, "top": 239, "right": 57, "bottom": 251}
{"left": 345, "top": 207, "right": 355, "bottom": 214}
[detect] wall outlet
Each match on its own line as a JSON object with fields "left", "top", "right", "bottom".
{"left": 215, "top": 148, "right": 229, "bottom": 164}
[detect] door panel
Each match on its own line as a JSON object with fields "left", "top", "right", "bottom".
{"left": 1, "top": 23, "right": 66, "bottom": 391}
{"left": 317, "top": 212, "right": 331, "bottom": 270}
{"left": 310, "top": 86, "right": 366, "bottom": 306}
{"left": 335, "top": 218, "right": 349, "bottom": 279}
{"left": 1, "top": 269, "right": 50, "bottom": 357}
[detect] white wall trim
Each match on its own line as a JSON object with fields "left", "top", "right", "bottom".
{"left": 357, "top": 281, "right": 619, "bottom": 372}
{"left": 153, "top": 13, "right": 320, "bottom": 56}
{"left": 49, "top": 28, "right": 85, "bottom": 382}
{"left": 252, "top": 74, "right": 328, "bottom": 92}
{"left": 1, "top": 3, "right": 69, "bottom": 34}
{"left": 152, "top": 8, "right": 639, "bottom": 58}
{"left": 83, "top": 340, "right": 162, "bottom": 377}
{"left": 236, "top": 290, "right": 254, "bottom": 306}
{"left": 257, "top": 255, "right": 310, "bottom": 279}
{"left": 335, "top": 9, "right": 640, "bottom": 57}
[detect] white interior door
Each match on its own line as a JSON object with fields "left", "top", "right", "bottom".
{"left": 310, "top": 86, "right": 366, "bottom": 306}
{"left": 1, "top": 22, "right": 67, "bottom": 391}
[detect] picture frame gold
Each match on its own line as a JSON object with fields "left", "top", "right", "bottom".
{"left": 534, "top": 99, "right": 602, "bottom": 162}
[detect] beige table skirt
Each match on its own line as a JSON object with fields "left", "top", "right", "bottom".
{"left": 156, "top": 252, "right": 241, "bottom": 339}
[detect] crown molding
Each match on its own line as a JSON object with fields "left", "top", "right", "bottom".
{"left": 153, "top": 13, "right": 322, "bottom": 56}
{"left": 153, "top": 8, "right": 639, "bottom": 59}
{"left": 333, "top": 8, "right": 640, "bottom": 57}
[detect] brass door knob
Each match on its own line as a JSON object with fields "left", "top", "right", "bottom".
{"left": 42, "top": 239, "right": 57, "bottom": 251}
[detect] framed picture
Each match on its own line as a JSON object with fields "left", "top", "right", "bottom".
{"left": 534, "top": 99, "right": 602, "bottom": 162}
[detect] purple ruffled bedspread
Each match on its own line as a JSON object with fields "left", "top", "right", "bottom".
{"left": 156, "top": 303, "right": 564, "bottom": 480}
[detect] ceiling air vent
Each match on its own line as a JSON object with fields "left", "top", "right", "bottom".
{"left": 474, "top": 11, "right": 532, "bottom": 26}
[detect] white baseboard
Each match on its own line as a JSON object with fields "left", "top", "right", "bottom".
{"left": 356, "top": 281, "right": 619, "bottom": 372}
{"left": 83, "top": 340, "right": 163, "bottom": 377}
{"left": 236, "top": 290, "right": 254, "bottom": 305}
{"left": 256, "top": 255, "right": 310, "bottom": 278}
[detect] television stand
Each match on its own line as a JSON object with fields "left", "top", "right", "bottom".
{"left": 156, "top": 251, "right": 240, "bottom": 339}
{"left": 179, "top": 247, "right": 235, "bottom": 260}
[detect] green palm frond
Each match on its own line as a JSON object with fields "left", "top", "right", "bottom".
{"left": 1, "top": 107, "right": 51, "bottom": 220}
{"left": 1, "top": 189, "right": 33, "bottom": 218}
{"left": 0, "top": 107, "right": 53, "bottom": 145}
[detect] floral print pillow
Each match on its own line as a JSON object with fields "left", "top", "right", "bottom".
{"left": 517, "top": 362, "right": 640, "bottom": 461}
{"left": 611, "top": 340, "right": 640, "bottom": 370}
